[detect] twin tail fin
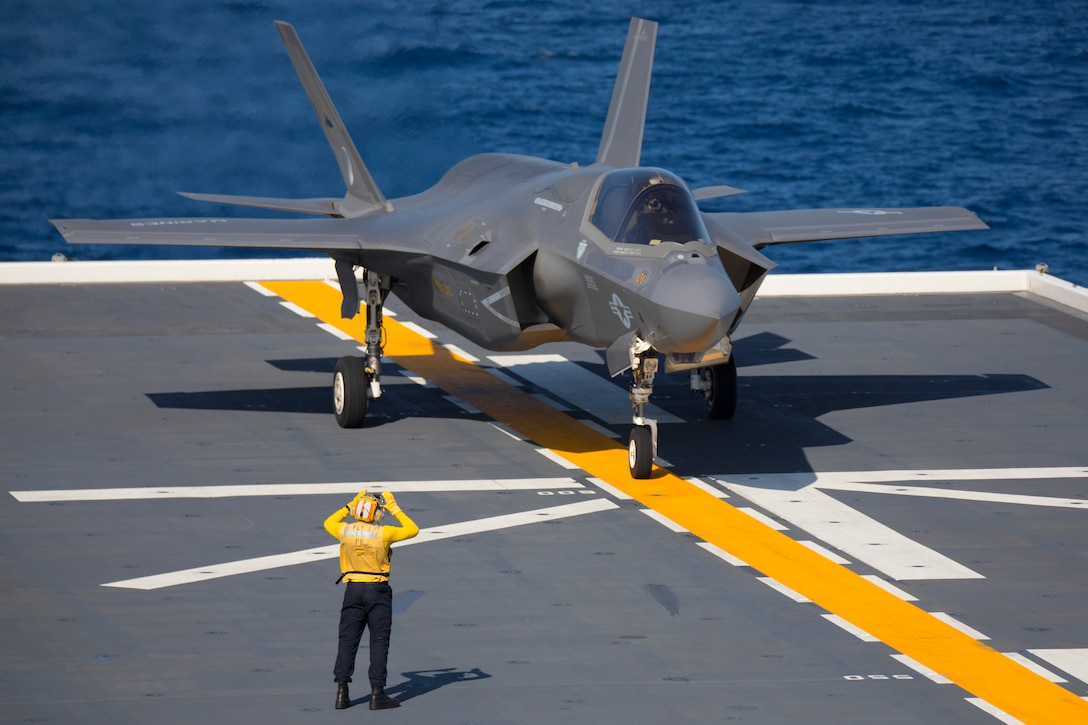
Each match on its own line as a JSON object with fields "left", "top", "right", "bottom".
{"left": 181, "top": 21, "right": 389, "bottom": 219}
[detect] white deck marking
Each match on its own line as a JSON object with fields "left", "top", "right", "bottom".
{"left": 441, "top": 343, "right": 479, "bottom": 362}
{"left": 965, "top": 698, "right": 1026, "bottom": 725}
{"left": 639, "top": 508, "right": 687, "bottom": 533}
{"left": 737, "top": 507, "right": 788, "bottom": 531}
{"left": 817, "top": 481, "right": 1088, "bottom": 509}
{"left": 244, "top": 281, "right": 277, "bottom": 297}
{"left": 1002, "top": 653, "right": 1068, "bottom": 683}
{"left": 696, "top": 542, "right": 748, "bottom": 567}
{"left": 860, "top": 575, "right": 917, "bottom": 602}
{"left": 891, "top": 654, "right": 953, "bottom": 684}
{"left": 488, "top": 353, "right": 682, "bottom": 424}
{"left": 488, "top": 422, "right": 527, "bottom": 442}
{"left": 929, "top": 612, "right": 990, "bottom": 640}
{"left": 684, "top": 476, "right": 729, "bottom": 499}
{"left": 579, "top": 419, "right": 622, "bottom": 440}
{"left": 798, "top": 540, "right": 851, "bottom": 565}
{"left": 758, "top": 577, "right": 810, "bottom": 602}
{"left": 535, "top": 448, "right": 581, "bottom": 470}
{"left": 530, "top": 393, "right": 573, "bottom": 411}
{"left": 398, "top": 320, "right": 436, "bottom": 338}
{"left": 1029, "top": 649, "right": 1088, "bottom": 685}
{"left": 715, "top": 475, "right": 984, "bottom": 581}
{"left": 587, "top": 476, "right": 633, "bottom": 501}
{"left": 444, "top": 395, "right": 481, "bottom": 414}
{"left": 822, "top": 614, "right": 878, "bottom": 642}
{"left": 316, "top": 322, "right": 356, "bottom": 341}
{"left": 9, "top": 478, "right": 582, "bottom": 502}
{"left": 103, "top": 499, "right": 619, "bottom": 590}
{"left": 278, "top": 300, "right": 315, "bottom": 318}
{"left": 397, "top": 370, "right": 433, "bottom": 387}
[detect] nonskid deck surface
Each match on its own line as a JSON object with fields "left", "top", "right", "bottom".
{"left": 2, "top": 270, "right": 1087, "bottom": 724}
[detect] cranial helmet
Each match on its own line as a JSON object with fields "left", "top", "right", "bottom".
{"left": 352, "top": 494, "right": 381, "bottom": 523}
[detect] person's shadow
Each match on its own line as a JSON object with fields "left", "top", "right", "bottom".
{"left": 370, "top": 667, "right": 490, "bottom": 705}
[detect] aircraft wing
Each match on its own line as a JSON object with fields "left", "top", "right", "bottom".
{"left": 706, "top": 207, "right": 989, "bottom": 249}
{"left": 50, "top": 217, "right": 362, "bottom": 251}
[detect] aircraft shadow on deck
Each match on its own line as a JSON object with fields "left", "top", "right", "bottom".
{"left": 147, "top": 386, "right": 336, "bottom": 416}
{"left": 732, "top": 331, "right": 818, "bottom": 367}
{"left": 145, "top": 357, "right": 486, "bottom": 427}
{"left": 145, "top": 342, "right": 1048, "bottom": 477}
{"left": 266, "top": 357, "right": 340, "bottom": 373}
{"left": 660, "top": 370, "right": 1049, "bottom": 477}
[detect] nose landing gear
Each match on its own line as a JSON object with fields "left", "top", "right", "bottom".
{"left": 626, "top": 337, "right": 659, "bottom": 479}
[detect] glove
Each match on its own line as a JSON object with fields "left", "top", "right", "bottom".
{"left": 381, "top": 490, "right": 400, "bottom": 513}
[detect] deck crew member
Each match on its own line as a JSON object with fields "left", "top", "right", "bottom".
{"left": 324, "top": 489, "right": 420, "bottom": 710}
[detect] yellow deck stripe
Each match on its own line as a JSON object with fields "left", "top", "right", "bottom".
{"left": 262, "top": 280, "right": 1088, "bottom": 725}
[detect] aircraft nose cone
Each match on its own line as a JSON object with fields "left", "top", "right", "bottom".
{"left": 646, "top": 262, "right": 740, "bottom": 353}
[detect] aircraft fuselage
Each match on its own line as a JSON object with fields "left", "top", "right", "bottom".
{"left": 339, "top": 153, "right": 743, "bottom": 356}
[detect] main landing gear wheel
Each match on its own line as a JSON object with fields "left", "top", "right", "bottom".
{"left": 333, "top": 356, "right": 368, "bottom": 428}
{"left": 706, "top": 357, "right": 738, "bottom": 420}
{"left": 628, "top": 426, "right": 653, "bottom": 479}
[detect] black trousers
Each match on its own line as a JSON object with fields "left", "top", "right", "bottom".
{"left": 333, "top": 581, "right": 393, "bottom": 686}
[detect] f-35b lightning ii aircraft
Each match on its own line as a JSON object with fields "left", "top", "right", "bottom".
{"left": 52, "top": 18, "right": 988, "bottom": 478}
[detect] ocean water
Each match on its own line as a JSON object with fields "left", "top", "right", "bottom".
{"left": 2, "top": 0, "right": 1086, "bottom": 284}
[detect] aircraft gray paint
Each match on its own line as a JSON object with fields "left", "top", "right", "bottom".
{"left": 51, "top": 18, "right": 988, "bottom": 478}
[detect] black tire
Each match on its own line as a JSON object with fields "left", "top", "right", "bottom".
{"left": 333, "top": 356, "right": 368, "bottom": 428}
{"left": 706, "top": 357, "right": 738, "bottom": 420}
{"left": 628, "top": 426, "right": 653, "bottom": 479}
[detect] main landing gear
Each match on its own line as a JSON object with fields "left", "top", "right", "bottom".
{"left": 333, "top": 269, "right": 387, "bottom": 428}
{"left": 690, "top": 356, "right": 738, "bottom": 421}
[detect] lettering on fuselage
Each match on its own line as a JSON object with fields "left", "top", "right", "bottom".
{"left": 533, "top": 197, "right": 563, "bottom": 212}
{"left": 609, "top": 293, "right": 632, "bottom": 329}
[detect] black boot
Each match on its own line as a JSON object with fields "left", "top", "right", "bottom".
{"left": 335, "top": 681, "right": 350, "bottom": 709}
{"left": 369, "top": 683, "right": 400, "bottom": 710}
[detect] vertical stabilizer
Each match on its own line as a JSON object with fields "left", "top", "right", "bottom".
{"left": 595, "top": 17, "right": 658, "bottom": 168}
{"left": 275, "top": 21, "right": 387, "bottom": 211}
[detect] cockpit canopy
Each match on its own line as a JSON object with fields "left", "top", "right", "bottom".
{"left": 589, "top": 168, "right": 709, "bottom": 247}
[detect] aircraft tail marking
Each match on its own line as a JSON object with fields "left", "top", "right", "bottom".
{"left": 596, "top": 17, "right": 657, "bottom": 168}
{"left": 274, "top": 21, "right": 387, "bottom": 214}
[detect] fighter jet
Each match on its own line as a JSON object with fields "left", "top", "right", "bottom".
{"left": 51, "top": 18, "right": 988, "bottom": 478}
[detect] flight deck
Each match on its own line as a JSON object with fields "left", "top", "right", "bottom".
{"left": 2, "top": 261, "right": 1087, "bottom": 724}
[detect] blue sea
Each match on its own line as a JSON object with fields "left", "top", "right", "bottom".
{"left": 3, "top": 0, "right": 1086, "bottom": 284}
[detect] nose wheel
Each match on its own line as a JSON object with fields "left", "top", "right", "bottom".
{"left": 626, "top": 336, "right": 659, "bottom": 479}
{"left": 628, "top": 424, "right": 655, "bottom": 479}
